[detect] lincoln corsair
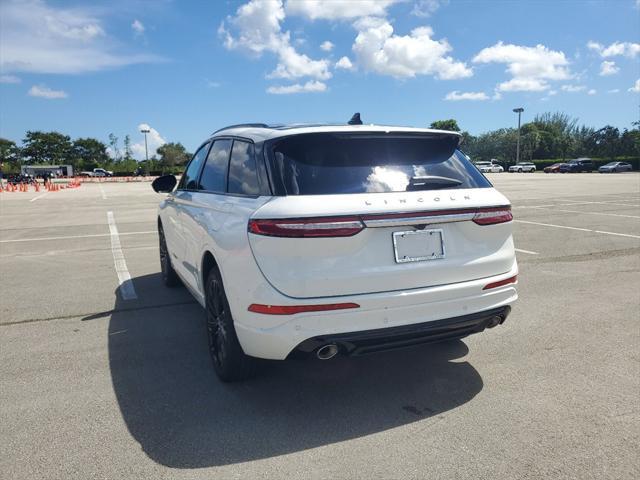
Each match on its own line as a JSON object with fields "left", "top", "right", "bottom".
{"left": 152, "top": 120, "right": 518, "bottom": 381}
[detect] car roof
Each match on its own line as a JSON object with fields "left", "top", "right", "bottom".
{"left": 209, "top": 123, "right": 463, "bottom": 143}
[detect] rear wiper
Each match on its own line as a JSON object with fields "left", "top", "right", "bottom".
{"left": 406, "top": 175, "right": 462, "bottom": 191}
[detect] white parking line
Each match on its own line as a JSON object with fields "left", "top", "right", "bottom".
{"left": 0, "top": 231, "right": 156, "bottom": 243}
{"left": 29, "top": 193, "right": 49, "bottom": 202}
{"left": 99, "top": 185, "right": 107, "bottom": 200}
{"left": 515, "top": 220, "right": 640, "bottom": 239}
{"left": 107, "top": 211, "right": 137, "bottom": 300}
{"left": 515, "top": 248, "right": 539, "bottom": 255}
{"left": 515, "top": 220, "right": 592, "bottom": 232}
{"left": 593, "top": 230, "right": 640, "bottom": 239}
{"left": 530, "top": 207, "right": 640, "bottom": 219}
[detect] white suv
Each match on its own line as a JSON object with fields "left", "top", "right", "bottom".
{"left": 152, "top": 121, "right": 518, "bottom": 381}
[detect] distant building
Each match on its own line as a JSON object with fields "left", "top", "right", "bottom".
{"left": 21, "top": 165, "right": 74, "bottom": 177}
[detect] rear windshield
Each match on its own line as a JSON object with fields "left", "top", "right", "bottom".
{"left": 267, "top": 133, "right": 491, "bottom": 195}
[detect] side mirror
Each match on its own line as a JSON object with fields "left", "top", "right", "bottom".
{"left": 152, "top": 175, "right": 177, "bottom": 193}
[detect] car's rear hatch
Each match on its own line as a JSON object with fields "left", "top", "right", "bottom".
{"left": 248, "top": 131, "right": 515, "bottom": 299}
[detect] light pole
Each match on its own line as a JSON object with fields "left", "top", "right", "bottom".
{"left": 513, "top": 107, "right": 524, "bottom": 165}
{"left": 140, "top": 127, "right": 150, "bottom": 161}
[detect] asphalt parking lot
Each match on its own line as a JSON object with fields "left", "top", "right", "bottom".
{"left": 1, "top": 173, "right": 639, "bottom": 479}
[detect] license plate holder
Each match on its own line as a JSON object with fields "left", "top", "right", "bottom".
{"left": 393, "top": 229, "right": 445, "bottom": 263}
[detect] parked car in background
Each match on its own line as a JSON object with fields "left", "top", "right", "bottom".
{"left": 598, "top": 161, "right": 633, "bottom": 173}
{"left": 79, "top": 168, "right": 114, "bottom": 177}
{"left": 544, "top": 163, "right": 564, "bottom": 173}
{"left": 93, "top": 168, "right": 113, "bottom": 177}
{"left": 152, "top": 120, "right": 518, "bottom": 382}
{"left": 474, "top": 160, "right": 504, "bottom": 173}
{"left": 559, "top": 158, "right": 594, "bottom": 173}
{"left": 509, "top": 162, "right": 536, "bottom": 173}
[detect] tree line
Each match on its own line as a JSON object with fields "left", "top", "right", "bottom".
{"left": 1, "top": 112, "right": 638, "bottom": 174}
{"left": 0, "top": 131, "right": 192, "bottom": 175}
{"left": 430, "top": 113, "right": 639, "bottom": 165}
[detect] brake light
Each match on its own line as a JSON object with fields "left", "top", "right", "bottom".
{"left": 473, "top": 206, "right": 513, "bottom": 225}
{"left": 483, "top": 275, "right": 517, "bottom": 290}
{"left": 248, "top": 303, "right": 360, "bottom": 315}
{"left": 248, "top": 216, "right": 364, "bottom": 237}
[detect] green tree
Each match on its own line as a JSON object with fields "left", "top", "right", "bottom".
{"left": 0, "top": 138, "right": 20, "bottom": 163}
{"left": 21, "top": 131, "right": 72, "bottom": 164}
{"left": 72, "top": 138, "right": 109, "bottom": 170}
{"left": 429, "top": 119, "right": 461, "bottom": 132}
{"left": 157, "top": 142, "right": 190, "bottom": 168}
{"left": 108, "top": 133, "right": 121, "bottom": 162}
{"left": 123, "top": 135, "right": 133, "bottom": 161}
{"left": 593, "top": 126, "right": 621, "bottom": 160}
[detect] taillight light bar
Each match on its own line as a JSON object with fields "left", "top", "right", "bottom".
{"left": 248, "top": 216, "right": 364, "bottom": 238}
{"left": 248, "top": 302, "right": 360, "bottom": 315}
{"left": 249, "top": 205, "right": 512, "bottom": 237}
{"left": 472, "top": 206, "right": 513, "bottom": 225}
{"left": 483, "top": 275, "right": 517, "bottom": 290}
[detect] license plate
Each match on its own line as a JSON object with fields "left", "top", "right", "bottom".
{"left": 392, "top": 229, "right": 445, "bottom": 263}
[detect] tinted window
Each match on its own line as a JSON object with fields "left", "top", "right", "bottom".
{"left": 199, "top": 139, "right": 232, "bottom": 192}
{"left": 179, "top": 142, "right": 210, "bottom": 190}
{"left": 228, "top": 141, "right": 259, "bottom": 195}
{"left": 268, "top": 133, "right": 490, "bottom": 195}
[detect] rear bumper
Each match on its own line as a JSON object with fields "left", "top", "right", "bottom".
{"left": 294, "top": 306, "right": 510, "bottom": 357}
{"left": 233, "top": 261, "right": 518, "bottom": 360}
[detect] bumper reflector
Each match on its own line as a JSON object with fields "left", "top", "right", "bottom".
{"left": 483, "top": 275, "right": 517, "bottom": 290}
{"left": 248, "top": 302, "right": 360, "bottom": 315}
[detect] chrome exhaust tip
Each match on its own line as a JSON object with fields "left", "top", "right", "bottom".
{"left": 316, "top": 344, "right": 339, "bottom": 360}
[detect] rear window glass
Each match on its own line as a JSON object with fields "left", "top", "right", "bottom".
{"left": 267, "top": 133, "right": 491, "bottom": 195}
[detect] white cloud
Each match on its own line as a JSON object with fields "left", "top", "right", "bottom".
{"left": 412, "top": 0, "right": 448, "bottom": 17}
{"left": 335, "top": 56, "right": 354, "bottom": 70}
{"left": 444, "top": 90, "right": 489, "bottom": 101}
{"left": 629, "top": 79, "right": 640, "bottom": 93}
{"left": 352, "top": 18, "right": 471, "bottom": 79}
{"left": 587, "top": 40, "right": 640, "bottom": 58}
{"left": 561, "top": 84, "right": 587, "bottom": 92}
{"left": 498, "top": 78, "right": 549, "bottom": 92}
{"left": 320, "top": 40, "right": 334, "bottom": 51}
{"left": 285, "top": 0, "right": 401, "bottom": 20}
{"left": 266, "top": 80, "right": 327, "bottom": 94}
{"left": 0, "top": 74, "right": 21, "bottom": 83}
{"left": 267, "top": 44, "right": 331, "bottom": 80}
{"left": 28, "top": 84, "right": 68, "bottom": 99}
{"left": 132, "top": 123, "right": 166, "bottom": 160}
{"left": 0, "top": 0, "right": 162, "bottom": 74}
{"left": 205, "top": 79, "right": 221, "bottom": 88}
{"left": 607, "top": 88, "right": 620, "bottom": 94}
{"left": 587, "top": 89, "right": 596, "bottom": 95}
{"left": 132, "top": 19, "right": 145, "bottom": 36}
{"left": 473, "top": 42, "right": 570, "bottom": 92}
{"left": 221, "top": 0, "right": 331, "bottom": 82}
{"left": 599, "top": 60, "right": 619, "bottom": 76}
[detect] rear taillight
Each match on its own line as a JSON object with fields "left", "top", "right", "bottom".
{"left": 483, "top": 275, "right": 517, "bottom": 290}
{"left": 473, "top": 206, "right": 513, "bottom": 225}
{"left": 248, "top": 216, "right": 364, "bottom": 238}
{"left": 248, "top": 302, "right": 360, "bottom": 315}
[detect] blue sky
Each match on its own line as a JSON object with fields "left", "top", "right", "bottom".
{"left": 1, "top": 0, "right": 639, "bottom": 158}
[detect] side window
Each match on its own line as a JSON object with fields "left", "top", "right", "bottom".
{"left": 199, "top": 139, "right": 232, "bottom": 192}
{"left": 228, "top": 141, "right": 259, "bottom": 195}
{"left": 178, "top": 143, "right": 210, "bottom": 190}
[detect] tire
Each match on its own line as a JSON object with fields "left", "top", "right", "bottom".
{"left": 518, "top": 168, "right": 523, "bottom": 173}
{"left": 205, "top": 266, "right": 258, "bottom": 382}
{"left": 159, "top": 224, "right": 180, "bottom": 287}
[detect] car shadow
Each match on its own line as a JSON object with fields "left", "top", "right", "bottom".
{"left": 108, "top": 273, "right": 484, "bottom": 468}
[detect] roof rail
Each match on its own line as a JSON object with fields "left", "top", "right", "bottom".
{"left": 211, "top": 123, "right": 271, "bottom": 135}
